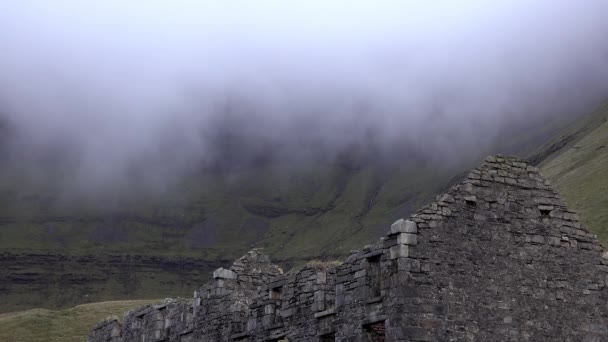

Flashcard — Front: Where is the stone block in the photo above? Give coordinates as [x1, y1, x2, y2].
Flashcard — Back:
[335, 284, 344, 308]
[353, 286, 370, 301]
[262, 314, 274, 327]
[390, 218, 404, 233]
[110, 326, 121, 338]
[464, 195, 477, 203]
[213, 267, 237, 280]
[354, 269, 367, 278]
[390, 219, 418, 234]
[397, 233, 418, 245]
[530, 235, 545, 244]
[390, 245, 409, 259]
[281, 307, 293, 318]
[438, 193, 455, 203]
[398, 258, 421, 272]
[316, 272, 327, 284]
[247, 318, 257, 331]
[265, 304, 276, 315]
[314, 290, 325, 303]
[404, 220, 418, 233]
[468, 172, 481, 180]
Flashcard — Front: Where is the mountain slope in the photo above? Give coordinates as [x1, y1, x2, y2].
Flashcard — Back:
[538, 101, 608, 245]
[0, 159, 462, 312]
[529, 101, 608, 165]
[0, 100, 605, 313]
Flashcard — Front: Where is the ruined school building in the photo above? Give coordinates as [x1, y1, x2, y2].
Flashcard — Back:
[89, 156, 608, 341]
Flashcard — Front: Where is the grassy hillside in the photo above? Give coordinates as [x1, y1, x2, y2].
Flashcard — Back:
[529, 101, 608, 165]
[0, 300, 159, 342]
[539, 101, 608, 246]
[0, 159, 464, 312]
[0, 163, 442, 258]
[0, 99, 605, 313]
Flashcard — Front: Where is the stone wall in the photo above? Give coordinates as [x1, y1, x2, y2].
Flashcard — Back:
[88, 155, 608, 341]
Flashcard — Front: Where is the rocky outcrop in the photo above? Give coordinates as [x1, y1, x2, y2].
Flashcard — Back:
[88, 155, 608, 341]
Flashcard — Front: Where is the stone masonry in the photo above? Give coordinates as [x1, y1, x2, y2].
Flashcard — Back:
[88, 155, 608, 341]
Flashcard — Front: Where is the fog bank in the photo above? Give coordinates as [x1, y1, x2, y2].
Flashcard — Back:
[1, 0, 607, 193]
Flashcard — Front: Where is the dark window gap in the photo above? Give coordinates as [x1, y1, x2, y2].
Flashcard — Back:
[363, 321, 386, 342]
[270, 286, 283, 300]
[367, 255, 381, 298]
[319, 332, 336, 342]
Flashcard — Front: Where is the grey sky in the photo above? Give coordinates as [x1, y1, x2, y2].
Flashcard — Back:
[1, 1, 607, 191]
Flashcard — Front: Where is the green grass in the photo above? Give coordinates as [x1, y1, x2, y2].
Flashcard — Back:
[529, 101, 608, 166]
[0, 300, 159, 342]
[540, 107, 608, 246]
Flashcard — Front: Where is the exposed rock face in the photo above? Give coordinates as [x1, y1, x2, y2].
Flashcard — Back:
[88, 156, 608, 341]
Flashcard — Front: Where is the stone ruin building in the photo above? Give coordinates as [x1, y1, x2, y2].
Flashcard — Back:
[88, 156, 608, 341]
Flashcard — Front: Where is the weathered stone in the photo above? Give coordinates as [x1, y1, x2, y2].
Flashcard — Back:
[398, 258, 421, 273]
[213, 267, 237, 280]
[464, 195, 477, 203]
[88, 156, 608, 342]
[397, 233, 418, 245]
[389, 245, 409, 259]
[404, 220, 418, 233]
[389, 219, 418, 235]
[390, 219, 404, 233]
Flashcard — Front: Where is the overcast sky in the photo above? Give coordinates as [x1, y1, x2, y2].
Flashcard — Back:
[1, 0, 607, 192]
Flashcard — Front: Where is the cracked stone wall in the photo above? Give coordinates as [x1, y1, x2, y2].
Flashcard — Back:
[88, 155, 608, 341]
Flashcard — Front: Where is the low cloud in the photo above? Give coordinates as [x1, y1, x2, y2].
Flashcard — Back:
[1, 0, 607, 195]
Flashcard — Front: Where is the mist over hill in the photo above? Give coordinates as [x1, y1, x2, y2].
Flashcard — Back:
[1, 1, 608, 198]
[1, 1, 608, 313]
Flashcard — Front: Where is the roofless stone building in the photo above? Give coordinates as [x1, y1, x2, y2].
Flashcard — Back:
[88, 156, 608, 341]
